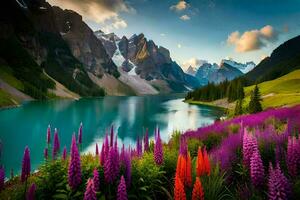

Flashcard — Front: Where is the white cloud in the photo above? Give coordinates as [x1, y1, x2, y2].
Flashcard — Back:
[102, 17, 127, 33]
[48, 0, 134, 32]
[227, 25, 279, 52]
[170, 1, 189, 11]
[160, 33, 166, 37]
[177, 44, 182, 48]
[182, 58, 207, 69]
[180, 15, 190, 21]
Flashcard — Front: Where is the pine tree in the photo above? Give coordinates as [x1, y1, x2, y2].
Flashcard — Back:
[234, 98, 243, 116]
[248, 85, 262, 114]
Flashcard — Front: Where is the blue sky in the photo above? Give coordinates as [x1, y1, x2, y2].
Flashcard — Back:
[49, 0, 300, 69]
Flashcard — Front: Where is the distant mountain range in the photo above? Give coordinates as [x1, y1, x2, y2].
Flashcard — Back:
[186, 59, 256, 85]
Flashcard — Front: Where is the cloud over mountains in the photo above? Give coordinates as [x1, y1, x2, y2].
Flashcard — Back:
[48, 0, 134, 32]
[227, 25, 279, 52]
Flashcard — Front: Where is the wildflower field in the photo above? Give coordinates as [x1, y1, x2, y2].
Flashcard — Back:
[1, 105, 300, 200]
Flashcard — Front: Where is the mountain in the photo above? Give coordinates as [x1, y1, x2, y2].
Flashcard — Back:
[96, 31, 201, 92]
[194, 61, 243, 85]
[0, 0, 124, 102]
[0, 0, 201, 104]
[186, 66, 197, 76]
[244, 35, 300, 83]
[220, 59, 255, 74]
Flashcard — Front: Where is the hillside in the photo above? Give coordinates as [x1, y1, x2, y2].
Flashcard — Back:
[243, 69, 300, 108]
[244, 35, 300, 83]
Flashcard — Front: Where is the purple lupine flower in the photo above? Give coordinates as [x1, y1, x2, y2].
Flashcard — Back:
[136, 136, 142, 157]
[179, 136, 187, 157]
[275, 144, 284, 164]
[124, 151, 131, 188]
[78, 122, 83, 145]
[268, 163, 291, 200]
[93, 168, 100, 191]
[242, 130, 258, 168]
[100, 135, 109, 166]
[84, 178, 97, 200]
[62, 146, 67, 161]
[250, 148, 265, 188]
[46, 125, 51, 144]
[44, 148, 48, 160]
[114, 136, 120, 177]
[120, 144, 125, 165]
[117, 176, 128, 200]
[68, 135, 82, 189]
[27, 183, 36, 200]
[286, 136, 300, 176]
[154, 127, 163, 165]
[104, 147, 115, 183]
[95, 143, 99, 156]
[110, 126, 114, 147]
[21, 146, 31, 182]
[52, 128, 60, 159]
[0, 167, 4, 191]
[144, 129, 149, 152]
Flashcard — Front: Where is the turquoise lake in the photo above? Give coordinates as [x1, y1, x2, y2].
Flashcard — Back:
[0, 94, 224, 176]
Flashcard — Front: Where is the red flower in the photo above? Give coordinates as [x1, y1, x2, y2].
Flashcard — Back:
[192, 177, 204, 200]
[174, 174, 186, 200]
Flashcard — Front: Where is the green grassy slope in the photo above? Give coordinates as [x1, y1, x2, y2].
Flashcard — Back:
[244, 69, 300, 108]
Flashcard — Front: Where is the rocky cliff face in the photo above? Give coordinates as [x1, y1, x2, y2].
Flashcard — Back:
[96, 32, 200, 91]
[52, 7, 118, 77]
[0, 0, 116, 97]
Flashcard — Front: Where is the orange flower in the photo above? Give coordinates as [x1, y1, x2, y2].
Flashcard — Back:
[186, 153, 192, 187]
[203, 148, 211, 176]
[174, 174, 186, 200]
[196, 147, 204, 177]
[192, 177, 204, 200]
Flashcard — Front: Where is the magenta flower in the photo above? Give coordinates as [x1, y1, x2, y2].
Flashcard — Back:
[117, 176, 128, 200]
[104, 147, 115, 183]
[136, 136, 142, 157]
[21, 146, 31, 182]
[110, 126, 114, 147]
[95, 143, 99, 156]
[27, 183, 36, 200]
[286, 136, 300, 176]
[179, 136, 187, 156]
[46, 125, 51, 144]
[78, 122, 83, 144]
[68, 135, 82, 189]
[100, 134, 109, 166]
[44, 148, 48, 160]
[144, 128, 149, 152]
[93, 168, 100, 191]
[0, 167, 4, 190]
[242, 130, 258, 168]
[52, 128, 60, 159]
[154, 128, 163, 165]
[62, 146, 67, 161]
[84, 178, 97, 200]
[268, 163, 291, 200]
[250, 148, 265, 188]
[124, 151, 131, 188]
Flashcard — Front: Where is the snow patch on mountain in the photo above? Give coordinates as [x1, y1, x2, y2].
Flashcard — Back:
[128, 60, 137, 75]
[112, 41, 125, 67]
[221, 59, 256, 73]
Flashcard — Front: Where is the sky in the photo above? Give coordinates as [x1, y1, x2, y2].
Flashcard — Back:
[48, 0, 300, 70]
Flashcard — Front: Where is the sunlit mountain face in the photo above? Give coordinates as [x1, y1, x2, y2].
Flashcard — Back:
[49, 0, 300, 68]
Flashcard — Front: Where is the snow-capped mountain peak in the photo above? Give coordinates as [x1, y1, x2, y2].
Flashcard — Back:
[220, 59, 256, 73]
